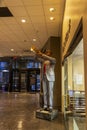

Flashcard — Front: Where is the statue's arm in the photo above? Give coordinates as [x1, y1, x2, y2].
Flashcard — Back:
[41, 53, 56, 63]
[31, 47, 56, 63]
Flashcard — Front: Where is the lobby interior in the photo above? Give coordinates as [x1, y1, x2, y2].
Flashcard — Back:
[0, 0, 87, 130]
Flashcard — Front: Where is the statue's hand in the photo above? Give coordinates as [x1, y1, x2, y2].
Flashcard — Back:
[36, 51, 42, 57]
[31, 47, 38, 53]
[31, 47, 43, 56]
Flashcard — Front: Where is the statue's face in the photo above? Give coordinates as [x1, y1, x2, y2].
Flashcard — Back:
[44, 60, 50, 65]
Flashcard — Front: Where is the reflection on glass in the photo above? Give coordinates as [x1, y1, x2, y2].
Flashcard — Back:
[12, 71, 19, 91]
[72, 39, 85, 116]
[28, 70, 40, 92]
[0, 62, 9, 70]
[0, 70, 9, 92]
[18, 121, 23, 129]
[64, 39, 86, 130]
[27, 61, 40, 68]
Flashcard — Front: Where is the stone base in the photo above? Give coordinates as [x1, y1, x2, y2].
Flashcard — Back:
[36, 109, 58, 121]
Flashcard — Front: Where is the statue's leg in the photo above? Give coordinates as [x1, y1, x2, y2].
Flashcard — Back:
[43, 77, 47, 109]
[48, 81, 54, 110]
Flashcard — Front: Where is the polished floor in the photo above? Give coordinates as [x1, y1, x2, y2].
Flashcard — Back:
[0, 92, 65, 130]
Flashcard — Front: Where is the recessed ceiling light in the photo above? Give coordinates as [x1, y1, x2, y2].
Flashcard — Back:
[49, 8, 55, 12]
[21, 19, 26, 23]
[50, 17, 55, 21]
[33, 39, 36, 42]
[11, 49, 14, 51]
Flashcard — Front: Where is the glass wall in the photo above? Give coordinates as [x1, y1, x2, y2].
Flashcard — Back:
[0, 57, 41, 92]
[0, 62, 9, 92]
[64, 39, 86, 130]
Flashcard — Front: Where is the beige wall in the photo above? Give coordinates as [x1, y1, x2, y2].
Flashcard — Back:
[62, 0, 86, 59]
[62, 0, 87, 127]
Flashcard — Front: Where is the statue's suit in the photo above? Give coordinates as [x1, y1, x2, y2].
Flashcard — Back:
[40, 54, 56, 110]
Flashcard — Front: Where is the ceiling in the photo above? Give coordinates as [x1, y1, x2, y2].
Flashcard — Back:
[0, 0, 65, 57]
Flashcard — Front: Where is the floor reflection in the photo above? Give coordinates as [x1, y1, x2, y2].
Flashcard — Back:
[64, 114, 86, 130]
[0, 92, 65, 130]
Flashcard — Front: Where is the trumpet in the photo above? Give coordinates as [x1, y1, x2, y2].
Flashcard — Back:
[31, 47, 41, 53]
[31, 46, 42, 56]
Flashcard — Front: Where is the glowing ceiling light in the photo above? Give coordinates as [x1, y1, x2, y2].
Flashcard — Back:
[11, 49, 14, 51]
[21, 19, 26, 23]
[49, 8, 55, 12]
[50, 17, 55, 21]
[33, 39, 36, 42]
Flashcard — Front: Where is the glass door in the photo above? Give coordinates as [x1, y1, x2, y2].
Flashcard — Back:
[20, 71, 27, 92]
[71, 39, 86, 130]
[64, 38, 86, 130]
[28, 70, 36, 92]
[12, 70, 20, 92]
[0, 70, 9, 92]
[28, 69, 40, 92]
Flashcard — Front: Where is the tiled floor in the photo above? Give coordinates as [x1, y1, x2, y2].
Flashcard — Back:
[0, 93, 65, 130]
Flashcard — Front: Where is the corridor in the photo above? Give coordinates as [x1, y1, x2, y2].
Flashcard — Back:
[0, 93, 65, 130]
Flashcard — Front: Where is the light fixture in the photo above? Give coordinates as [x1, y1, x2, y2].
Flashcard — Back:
[50, 17, 55, 21]
[33, 39, 36, 42]
[49, 8, 55, 12]
[11, 49, 14, 51]
[21, 19, 26, 23]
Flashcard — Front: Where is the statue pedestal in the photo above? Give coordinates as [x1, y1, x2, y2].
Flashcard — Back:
[36, 109, 58, 121]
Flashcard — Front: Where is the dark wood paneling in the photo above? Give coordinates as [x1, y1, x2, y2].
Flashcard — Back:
[42, 36, 61, 110]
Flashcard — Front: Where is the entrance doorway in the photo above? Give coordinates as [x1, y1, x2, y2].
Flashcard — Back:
[11, 69, 40, 92]
[0, 70, 9, 92]
[20, 71, 27, 92]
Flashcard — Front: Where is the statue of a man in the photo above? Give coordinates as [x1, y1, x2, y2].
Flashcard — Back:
[31, 48, 56, 112]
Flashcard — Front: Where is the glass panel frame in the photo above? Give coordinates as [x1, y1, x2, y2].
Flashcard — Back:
[64, 38, 86, 130]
